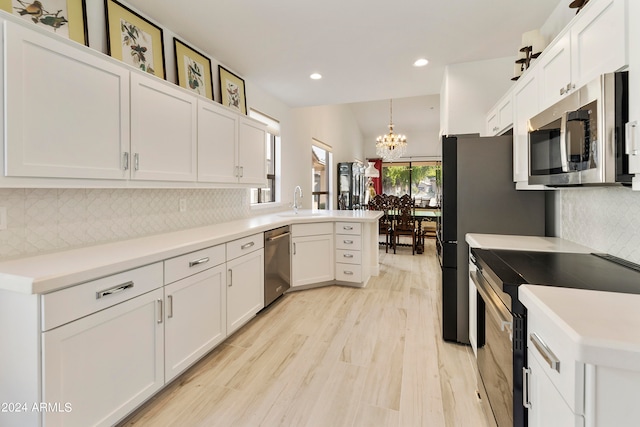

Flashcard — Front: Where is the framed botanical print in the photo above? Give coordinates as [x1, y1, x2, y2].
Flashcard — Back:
[1, 0, 88, 45]
[174, 38, 213, 100]
[104, 0, 165, 79]
[219, 65, 247, 115]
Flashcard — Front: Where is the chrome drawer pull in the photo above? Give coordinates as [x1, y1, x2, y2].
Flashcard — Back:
[157, 299, 163, 324]
[241, 241, 255, 250]
[343, 240, 354, 244]
[96, 281, 134, 299]
[189, 257, 210, 267]
[343, 226, 353, 230]
[530, 333, 560, 372]
[343, 254, 354, 258]
[344, 271, 354, 275]
[167, 295, 174, 319]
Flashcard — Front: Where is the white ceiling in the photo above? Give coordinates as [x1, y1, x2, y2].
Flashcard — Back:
[127, 0, 561, 135]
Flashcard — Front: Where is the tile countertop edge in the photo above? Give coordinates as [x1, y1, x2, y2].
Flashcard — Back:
[519, 285, 640, 372]
[0, 210, 383, 295]
[465, 233, 596, 253]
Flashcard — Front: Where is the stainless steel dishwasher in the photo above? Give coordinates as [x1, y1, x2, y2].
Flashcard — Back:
[264, 225, 291, 307]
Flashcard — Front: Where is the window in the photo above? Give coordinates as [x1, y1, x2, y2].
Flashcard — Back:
[381, 160, 441, 208]
[312, 141, 332, 210]
[249, 109, 279, 204]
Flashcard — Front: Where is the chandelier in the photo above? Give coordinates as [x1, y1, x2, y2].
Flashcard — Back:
[376, 99, 407, 162]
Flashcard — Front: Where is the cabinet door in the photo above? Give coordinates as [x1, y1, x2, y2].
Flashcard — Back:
[537, 31, 572, 110]
[292, 234, 335, 287]
[512, 72, 539, 184]
[42, 288, 164, 427]
[486, 108, 498, 136]
[238, 117, 267, 186]
[628, 0, 640, 174]
[198, 100, 239, 183]
[571, 0, 626, 89]
[164, 264, 226, 382]
[527, 351, 585, 427]
[4, 21, 129, 180]
[227, 249, 264, 335]
[130, 73, 197, 181]
[497, 96, 513, 133]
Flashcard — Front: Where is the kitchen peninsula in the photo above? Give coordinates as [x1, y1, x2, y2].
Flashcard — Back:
[0, 209, 381, 427]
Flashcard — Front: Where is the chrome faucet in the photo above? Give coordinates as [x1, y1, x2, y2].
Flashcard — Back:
[293, 185, 303, 213]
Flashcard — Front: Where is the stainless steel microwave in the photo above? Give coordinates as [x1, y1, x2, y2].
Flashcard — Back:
[527, 72, 631, 186]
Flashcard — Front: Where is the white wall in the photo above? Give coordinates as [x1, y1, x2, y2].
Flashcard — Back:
[440, 56, 515, 136]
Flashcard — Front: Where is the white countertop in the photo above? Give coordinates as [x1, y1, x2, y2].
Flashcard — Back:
[0, 210, 382, 295]
[519, 285, 640, 371]
[465, 233, 595, 253]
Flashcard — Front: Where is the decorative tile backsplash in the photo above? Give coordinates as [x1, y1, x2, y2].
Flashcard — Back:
[0, 188, 280, 260]
[560, 186, 640, 264]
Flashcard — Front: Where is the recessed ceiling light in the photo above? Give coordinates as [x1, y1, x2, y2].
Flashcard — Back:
[413, 58, 429, 67]
[310, 73, 322, 80]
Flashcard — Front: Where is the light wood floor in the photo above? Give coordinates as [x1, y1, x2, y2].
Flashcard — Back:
[119, 240, 494, 427]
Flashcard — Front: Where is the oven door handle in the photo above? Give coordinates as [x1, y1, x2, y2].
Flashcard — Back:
[471, 269, 513, 339]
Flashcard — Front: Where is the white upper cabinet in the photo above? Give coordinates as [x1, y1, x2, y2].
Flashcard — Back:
[485, 93, 513, 136]
[4, 20, 130, 180]
[625, 0, 640, 177]
[538, 0, 627, 110]
[537, 31, 572, 110]
[512, 71, 539, 186]
[130, 72, 197, 182]
[197, 99, 239, 183]
[238, 116, 267, 186]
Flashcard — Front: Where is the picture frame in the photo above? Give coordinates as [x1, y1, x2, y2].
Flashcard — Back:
[1, 0, 88, 45]
[218, 65, 247, 115]
[174, 38, 213, 100]
[104, 0, 165, 79]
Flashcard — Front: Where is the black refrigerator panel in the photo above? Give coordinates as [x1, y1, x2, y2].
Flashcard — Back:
[440, 135, 545, 344]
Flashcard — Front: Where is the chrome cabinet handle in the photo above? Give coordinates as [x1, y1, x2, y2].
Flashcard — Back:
[343, 254, 354, 258]
[228, 269, 233, 287]
[530, 333, 560, 372]
[343, 271, 354, 275]
[560, 87, 565, 96]
[343, 226, 353, 230]
[122, 152, 129, 171]
[134, 153, 140, 171]
[293, 242, 296, 255]
[167, 295, 174, 319]
[189, 257, 210, 267]
[241, 241, 255, 250]
[157, 299, 163, 324]
[626, 121, 638, 156]
[240, 166, 244, 177]
[343, 240, 354, 244]
[96, 281, 133, 299]
[522, 368, 532, 409]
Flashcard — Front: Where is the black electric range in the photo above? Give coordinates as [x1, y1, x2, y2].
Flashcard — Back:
[470, 248, 640, 427]
[472, 248, 640, 315]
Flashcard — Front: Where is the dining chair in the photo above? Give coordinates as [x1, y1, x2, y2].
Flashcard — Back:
[393, 194, 417, 255]
[368, 194, 393, 252]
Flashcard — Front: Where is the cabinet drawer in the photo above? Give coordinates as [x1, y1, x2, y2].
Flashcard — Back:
[335, 263, 362, 283]
[164, 244, 225, 284]
[226, 233, 264, 261]
[335, 222, 361, 235]
[336, 249, 362, 265]
[292, 222, 333, 237]
[335, 235, 362, 250]
[527, 311, 585, 415]
[42, 263, 163, 331]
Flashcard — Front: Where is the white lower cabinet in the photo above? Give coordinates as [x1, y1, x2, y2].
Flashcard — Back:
[164, 264, 227, 382]
[526, 349, 584, 427]
[335, 222, 363, 284]
[291, 223, 334, 288]
[226, 234, 265, 335]
[42, 288, 164, 427]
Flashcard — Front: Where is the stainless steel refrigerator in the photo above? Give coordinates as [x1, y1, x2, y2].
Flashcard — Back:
[437, 134, 546, 344]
